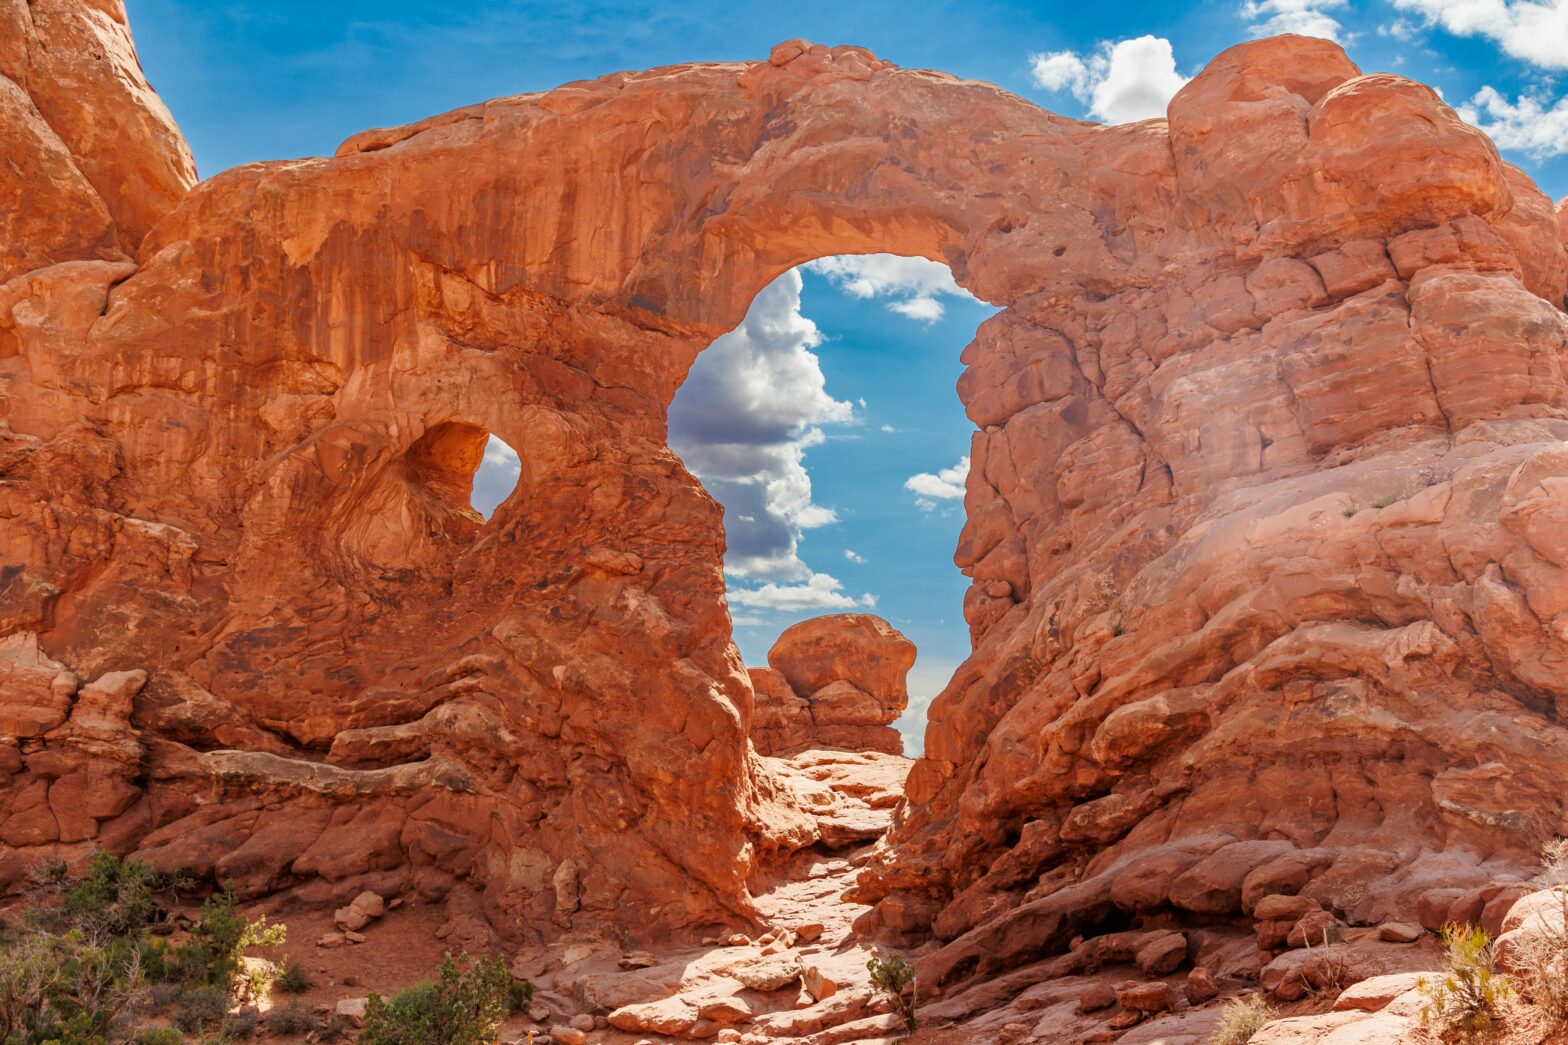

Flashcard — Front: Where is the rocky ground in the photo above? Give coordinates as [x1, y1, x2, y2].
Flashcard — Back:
[9, 727, 1566, 1043]
[222, 751, 1555, 1044]
[221, 749, 917, 1045]
[230, 873, 1568, 1045]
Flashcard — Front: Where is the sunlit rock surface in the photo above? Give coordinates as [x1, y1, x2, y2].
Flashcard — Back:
[4, 15, 1568, 1024]
[750, 614, 914, 756]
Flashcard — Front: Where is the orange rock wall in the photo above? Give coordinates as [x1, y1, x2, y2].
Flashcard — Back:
[3, 11, 1568, 955]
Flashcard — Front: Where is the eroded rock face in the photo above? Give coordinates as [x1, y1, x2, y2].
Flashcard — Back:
[3, 11, 1568, 968]
[0, 0, 196, 268]
[750, 614, 915, 756]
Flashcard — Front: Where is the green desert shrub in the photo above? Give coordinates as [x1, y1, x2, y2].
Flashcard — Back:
[59, 849, 160, 943]
[168, 888, 285, 997]
[171, 984, 228, 1032]
[1418, 923, 1512, 1040]
[267, 1000, 319, 1035]
[867, 952, 918, 1031]
[357, 953, 528, 1045]
[274, 961, 313, 995]
[0, 853, 163, 1044]
[0, 930, 63, 1041]
[0, 852, 294, 1043]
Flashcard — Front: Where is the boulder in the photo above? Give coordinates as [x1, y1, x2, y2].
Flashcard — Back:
[1186, 967, 1219, 1004]
[1377, 923, 1423, 944]
[1135, 932, 1189, 976]
[697, 996, 752, 1023]
[335, 998, 369, 1027]
[714, 953, 802, 992]
[1333, 972, 1428, 1012]
[1117, 981, 1176, 1014]
[1079, 982, 1117, 1012]
[767, 615, 916, 704]
[334, 890, 387, 931]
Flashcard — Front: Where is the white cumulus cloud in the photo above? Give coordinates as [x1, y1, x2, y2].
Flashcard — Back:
[1459, 85, 1568, 157]
[727, 573, 877, 612]
[669, 269, 853, 581]
[1379, 17, 1420, 40]
[670, 267, 879, 616]
[471, 435, 521, 519]
[844, 549, 867, 564]
[1028, 35, 1190, 124]
[905, 456, 970, 512]
[889, 297, 945, 322]
[1392, 0, 1568, 69]
[804, 254, 974, 323]
[1241, 0, 1349, 40]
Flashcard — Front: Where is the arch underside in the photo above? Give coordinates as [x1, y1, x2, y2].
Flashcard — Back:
[3, 25, 1568, 972]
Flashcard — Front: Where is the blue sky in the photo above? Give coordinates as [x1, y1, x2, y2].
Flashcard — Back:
[127, 0, 1568, 750]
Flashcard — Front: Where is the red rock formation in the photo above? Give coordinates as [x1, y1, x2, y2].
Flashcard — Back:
[749, 614, 914, 756]
[747, 667, 812, 755]
[4, 9, 1568, 990]
[0, 0, 195, 269]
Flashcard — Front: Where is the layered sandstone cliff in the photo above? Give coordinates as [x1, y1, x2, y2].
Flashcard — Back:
[3, 6, 1568, 1002]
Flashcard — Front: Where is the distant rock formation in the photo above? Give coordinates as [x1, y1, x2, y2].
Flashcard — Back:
[4, 4, 1568, 993]
[748, 614, 915, 756]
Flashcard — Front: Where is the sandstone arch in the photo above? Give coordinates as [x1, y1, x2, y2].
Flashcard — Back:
[4, 7, 1568, 976]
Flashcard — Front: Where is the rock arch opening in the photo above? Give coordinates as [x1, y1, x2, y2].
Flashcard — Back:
[402, 422, 521, 528]
[327, 421, 526, 574]
[471, 435, 523, 521]
[669, 253, 998, 759]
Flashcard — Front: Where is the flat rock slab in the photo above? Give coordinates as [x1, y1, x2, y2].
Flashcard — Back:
[1332, 971, 1428, 1012]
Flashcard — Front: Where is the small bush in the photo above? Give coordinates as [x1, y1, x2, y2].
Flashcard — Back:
[1371, 493, 1398, 509]
[147, 980, 183, 1011]
[172, 985, 229, 1032]
[505, 974, 533, 1013]
[0, 916, 154, 1041]
[0, 853, 299, 1044]
[1418, 923, 1512, 1040]
[316, 1012, 350, 1041]
[357, 953, 527, 1045]
[274, 961, 313, 995]
[169, 887, 286, 998]
[867, 952, 918, 1032]
[1209, 995, 1276, 1045]
[26, 856, 71, 896]
[228, 1004, 260, 1038]
[0, 930, 60, 1038]
[61, 849, 160, 943]
[1512, 838, 1568, 1023]
[1296, 932, 1349, 1000]
[268, 1000, 318, 1035]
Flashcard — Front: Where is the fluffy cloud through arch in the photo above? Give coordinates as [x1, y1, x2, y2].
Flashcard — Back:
[668, 268, 875, 614]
